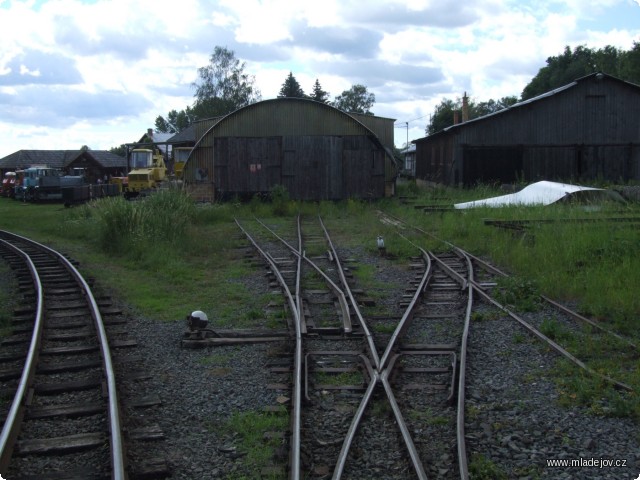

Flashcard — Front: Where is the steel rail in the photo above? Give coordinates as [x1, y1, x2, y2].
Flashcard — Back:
[317, 215, 380, 368]
[381, 212, 635, 392]
[0, 231, 127, 480]
[463, 249, 638, 350]
[382, 230, 470, 479]
[379, 249, 432, 370]
[331, 356, 381, 480]
[469, 281, 633, 392]
[333, 249, 432, 480]
[255, 217, 352, 333]
[380, 354, 428, 479]
[451, 250, 473, 480]
[295, 215, 304, 335]
[234, 220, 304, 479]
[0, 240, 44, 474]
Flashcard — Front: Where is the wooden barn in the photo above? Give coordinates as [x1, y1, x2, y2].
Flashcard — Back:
[413, 73, 640, 186]
[182, 98, 397, 201]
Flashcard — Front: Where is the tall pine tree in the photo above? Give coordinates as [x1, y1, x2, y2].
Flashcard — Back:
[278, 72, 305, 98]
[310, 79, 329, 103]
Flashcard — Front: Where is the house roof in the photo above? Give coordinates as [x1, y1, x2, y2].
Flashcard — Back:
[134, 131, 174, 156]
[167, 124, 196, 144]
[0, 150, 127, 170]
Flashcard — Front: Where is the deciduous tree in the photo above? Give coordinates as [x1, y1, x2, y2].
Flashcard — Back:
[332, 84, 375, 114]
[156, 46, 261, 133]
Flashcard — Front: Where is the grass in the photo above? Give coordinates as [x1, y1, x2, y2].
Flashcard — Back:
[468, 453, 508, 480]
[217, 410, 289, 479]
[0, 185, 638, 419]
[0, 260, 18, 337]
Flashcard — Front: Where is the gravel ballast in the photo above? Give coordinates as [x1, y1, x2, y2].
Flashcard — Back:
[2, 242, 638, 479]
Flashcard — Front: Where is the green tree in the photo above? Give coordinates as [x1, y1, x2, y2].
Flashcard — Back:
[155, 46, 261, 133]
[155, 108, 195, 134]
[192, 46, 261, 117]
[619, 41, 640, 84]
[522, 45, 593, 99]
[473, 96, 518, 117]
[332, 84, 375, 114]
[426, 98, 458, 135]
[519, 45, 637, 100]
[426, 95, 518, 135]
[109, 145, 127, 157]
[310, 78, 329, 103]
[278, 72, 306, 98]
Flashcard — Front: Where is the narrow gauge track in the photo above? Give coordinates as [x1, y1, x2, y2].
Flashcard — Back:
[378, 211, 636, 393]
[0, 230, 125, 480]
[236, 216, 474, 480]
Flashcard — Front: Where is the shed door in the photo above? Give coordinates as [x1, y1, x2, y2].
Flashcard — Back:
[463, 146, 523, 185]
[343, 137, 384, 199]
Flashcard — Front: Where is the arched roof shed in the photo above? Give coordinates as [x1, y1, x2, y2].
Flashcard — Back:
[184, 98, 397, 201]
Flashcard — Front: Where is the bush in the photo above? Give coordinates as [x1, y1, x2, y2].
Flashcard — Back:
[92, 189, 196, 256]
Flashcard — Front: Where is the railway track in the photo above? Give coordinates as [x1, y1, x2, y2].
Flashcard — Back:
[234, 215, 476, 479]
[377, 211, 636, 393]
[0, 230, 126, 479]
[0, 231, 171, 480]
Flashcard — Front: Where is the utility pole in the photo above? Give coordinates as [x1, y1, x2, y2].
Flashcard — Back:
[405, 122, 409, 173]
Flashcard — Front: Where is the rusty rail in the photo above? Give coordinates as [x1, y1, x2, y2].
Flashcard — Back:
[0, 231, 126, 480]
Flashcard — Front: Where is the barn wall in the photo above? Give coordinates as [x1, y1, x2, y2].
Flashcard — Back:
[209, 134, 385, 200]
[457, 78, 640, 146]
[183, 146, 213, 183]
[415, 75, 640, 185]
[281, 136, 343, 200]
[415, 134, 455, 185]
[342, 136, 386, 199]
[349, 113, 395, 148]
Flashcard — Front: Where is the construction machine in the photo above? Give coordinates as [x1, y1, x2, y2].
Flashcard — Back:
[172, 147, 191, 179]
[1, 171, 18, 197]
[14, 167, 85, 201]
[117, 147, 167, 198]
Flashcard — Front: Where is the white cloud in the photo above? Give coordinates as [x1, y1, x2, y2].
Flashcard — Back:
[0, 0, 638, 157]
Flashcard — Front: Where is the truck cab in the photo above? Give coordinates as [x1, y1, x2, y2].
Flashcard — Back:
[126, 148, 167, 197]
[1, 172, 16, 197]
[173, 147, 191, 179]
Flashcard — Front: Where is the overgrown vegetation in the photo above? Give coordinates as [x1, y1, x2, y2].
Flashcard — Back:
[0, 261, 18, 337]
[0, 183, 638, 419]
[217, 410, 289, 479]
[468, 453, 509, 480]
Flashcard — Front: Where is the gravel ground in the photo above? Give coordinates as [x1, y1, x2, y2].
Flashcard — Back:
[2, 244, 639, 480]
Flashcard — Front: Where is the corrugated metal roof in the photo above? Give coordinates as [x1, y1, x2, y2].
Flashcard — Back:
[206, 98, 381, 138]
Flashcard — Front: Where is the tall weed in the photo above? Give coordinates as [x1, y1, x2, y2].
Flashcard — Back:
[91, 190, 196, 256]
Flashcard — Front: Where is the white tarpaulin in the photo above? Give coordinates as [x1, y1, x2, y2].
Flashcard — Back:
[454, 181, 604, 209]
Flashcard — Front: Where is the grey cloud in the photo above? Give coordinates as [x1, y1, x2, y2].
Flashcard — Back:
[53, 20, 158, 60]
[343, 1, 483, 30]
[0, 86, 152, 127]
[326, 59, 444, 89]
[286, 22, 382, 58]
[0, 50, 82, 86]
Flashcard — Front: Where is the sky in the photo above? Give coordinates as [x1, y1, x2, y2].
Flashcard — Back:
[1, 0, 639, 159]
